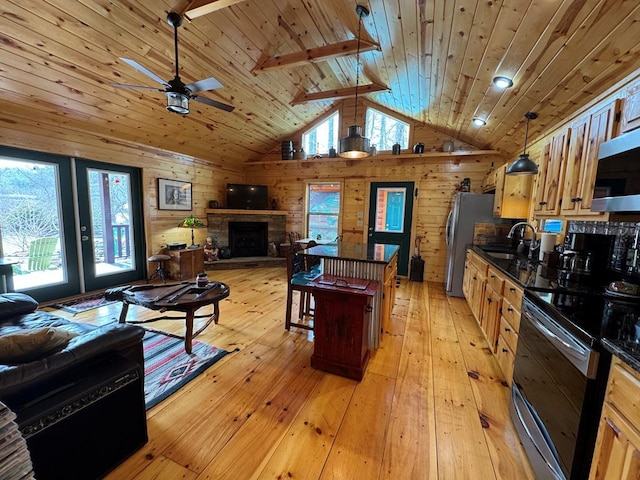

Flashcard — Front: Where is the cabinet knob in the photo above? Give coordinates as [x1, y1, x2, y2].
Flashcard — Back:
[507, 307, 513, 312]
[539, 201, 547, 206]
[487, 298, 492, 304]
[502, 348, 509, 353]
[509, 287, 516, 292]
[505, 327, 511, 332]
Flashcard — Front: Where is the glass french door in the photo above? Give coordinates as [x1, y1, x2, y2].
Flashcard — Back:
[0, 147, 145, 302]
[75, 159, 145, 292]
[368, 181, 414, 276]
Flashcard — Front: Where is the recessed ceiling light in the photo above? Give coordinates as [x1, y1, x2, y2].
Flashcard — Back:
[472, 117, 487, 127]
[493, 76, 514, 89]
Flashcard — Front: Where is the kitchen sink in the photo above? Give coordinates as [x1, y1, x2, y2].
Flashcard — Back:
[486, 251, 517, 260]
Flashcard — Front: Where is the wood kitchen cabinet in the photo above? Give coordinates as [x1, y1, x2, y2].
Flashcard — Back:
[495, 277, 523, 385]
[480, 266, 505, 353]
[561, 101, 619, 216]
[620, 77, 640, 134]
[481, 164, 532, 219]
[463, 250, 489, 324]
[589, 357, 640, 479]
[311, 275, 378, 380]
[533, 127, 570, 216]
[163, 247, 204, 281]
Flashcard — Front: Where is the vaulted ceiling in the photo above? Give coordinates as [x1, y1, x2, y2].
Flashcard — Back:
[1, 0, 639, 170]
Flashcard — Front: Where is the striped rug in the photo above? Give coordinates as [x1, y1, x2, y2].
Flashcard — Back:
[143, 331, 231, 410]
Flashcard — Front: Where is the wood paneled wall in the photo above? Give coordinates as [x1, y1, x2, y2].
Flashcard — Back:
[0, 120, 244, 266]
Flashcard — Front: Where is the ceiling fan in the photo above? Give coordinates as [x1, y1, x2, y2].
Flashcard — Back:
[112, 12, 234, 114]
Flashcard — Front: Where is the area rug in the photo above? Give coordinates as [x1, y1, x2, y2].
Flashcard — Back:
[53, 293, 116, 314]
[143, 330, 232, 410]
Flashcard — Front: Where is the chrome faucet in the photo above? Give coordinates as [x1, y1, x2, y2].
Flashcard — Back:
[507, 222, 540, 260]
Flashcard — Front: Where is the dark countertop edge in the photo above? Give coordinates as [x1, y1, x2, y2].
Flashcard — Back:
[304, 243, 400, 264]
[469, 245, 640, 374]
[601, 339, 640, 374]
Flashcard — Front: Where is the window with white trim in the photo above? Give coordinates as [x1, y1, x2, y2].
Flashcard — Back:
[365, 108, 410, 151]
[306, 182, 341, 241]
[301, 111, 340, 156]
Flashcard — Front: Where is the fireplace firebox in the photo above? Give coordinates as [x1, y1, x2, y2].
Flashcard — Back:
[228, 222, 268, 257]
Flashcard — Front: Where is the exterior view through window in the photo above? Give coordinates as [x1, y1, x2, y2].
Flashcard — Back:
[306, 182, 341, 241]
[365, 108, 410, 151]
[301, 111, 340, 156]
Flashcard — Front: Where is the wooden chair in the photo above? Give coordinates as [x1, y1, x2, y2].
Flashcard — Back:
[285, 241, 320, 331]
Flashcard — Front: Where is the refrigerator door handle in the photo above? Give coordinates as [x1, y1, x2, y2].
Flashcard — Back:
[445, 210, 453, 246]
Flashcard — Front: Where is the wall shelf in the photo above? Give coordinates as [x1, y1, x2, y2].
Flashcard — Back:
[246, 149, 501, 166]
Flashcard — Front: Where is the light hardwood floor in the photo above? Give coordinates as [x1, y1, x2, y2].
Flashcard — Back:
[50, 267, 535, 480]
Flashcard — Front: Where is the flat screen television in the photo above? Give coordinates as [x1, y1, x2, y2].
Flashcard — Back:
[226, 183, 269, 210]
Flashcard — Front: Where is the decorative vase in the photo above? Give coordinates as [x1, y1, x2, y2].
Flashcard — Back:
[281, 141, 293, 160]
[392, 143, 401, 155]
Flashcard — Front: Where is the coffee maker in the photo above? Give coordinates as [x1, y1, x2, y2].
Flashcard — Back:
[559, 233, 615, 287]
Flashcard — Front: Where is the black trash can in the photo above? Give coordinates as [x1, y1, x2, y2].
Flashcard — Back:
[409, 255, 424, 282]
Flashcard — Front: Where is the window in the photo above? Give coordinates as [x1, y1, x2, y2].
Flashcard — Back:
[365, 108, 410, 151]
[306, 182, 341, 241]
[301, 111, 339, 156]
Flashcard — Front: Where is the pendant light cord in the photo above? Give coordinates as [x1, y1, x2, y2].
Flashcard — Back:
[522, 115, 529, 156]
[354, 10, 363, 125]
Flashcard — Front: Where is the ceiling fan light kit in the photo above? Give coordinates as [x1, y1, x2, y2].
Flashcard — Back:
[339, 5, 370, 159]
[507, 112, 539, 176]
[113, 12, 234, 115]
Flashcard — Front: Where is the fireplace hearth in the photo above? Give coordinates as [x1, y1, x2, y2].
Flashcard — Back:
[229, 221, 268, 257]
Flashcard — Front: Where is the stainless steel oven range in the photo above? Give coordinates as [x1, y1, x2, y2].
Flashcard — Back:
[510, 289, 612, 480]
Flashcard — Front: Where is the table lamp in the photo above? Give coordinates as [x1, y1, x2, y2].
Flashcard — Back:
[179, 215, 206, 249]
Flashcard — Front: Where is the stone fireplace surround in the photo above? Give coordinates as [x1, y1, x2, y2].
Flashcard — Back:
[205, 209, 287, 257]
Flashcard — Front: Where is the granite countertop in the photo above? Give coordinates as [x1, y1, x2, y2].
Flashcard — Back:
[471, 245, 640, 373]
[304, 242, 400, 264]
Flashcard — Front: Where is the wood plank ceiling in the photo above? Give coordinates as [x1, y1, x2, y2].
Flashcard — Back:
[0, 0, 639, 170]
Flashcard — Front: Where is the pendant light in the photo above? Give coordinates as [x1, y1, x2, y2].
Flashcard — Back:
[339, 5, 370, 159]
[507, 112, 538, 175]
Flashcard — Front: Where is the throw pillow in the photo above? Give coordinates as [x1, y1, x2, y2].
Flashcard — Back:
[0, 327, 79, 364]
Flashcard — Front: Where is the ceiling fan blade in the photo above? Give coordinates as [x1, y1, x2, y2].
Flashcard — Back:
[120, 58, 169, 87]
[185, 77, 223, 93]
[192, 95, 235, 112]
[112, 83, 165, 92]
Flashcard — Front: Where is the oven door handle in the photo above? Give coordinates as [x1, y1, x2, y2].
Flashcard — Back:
[524, 310, 589, 362]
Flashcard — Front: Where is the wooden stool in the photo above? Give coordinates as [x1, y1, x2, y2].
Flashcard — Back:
[147, 254, 171, 283]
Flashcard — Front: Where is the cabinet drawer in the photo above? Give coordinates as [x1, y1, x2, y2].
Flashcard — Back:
[607, 358, 640, 428]
[486, 266, 505, 295]
[504, 278, 523, 310]
[502, 297, 521, 331]
[469, 251, 489, 275]
[496, 334, 515, 386]
[500, 316, 519, 353]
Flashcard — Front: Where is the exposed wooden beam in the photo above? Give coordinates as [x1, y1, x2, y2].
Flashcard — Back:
[182, 0, 246, 20]
[253, 39, 380, 74]
[291, 83, 389, 105]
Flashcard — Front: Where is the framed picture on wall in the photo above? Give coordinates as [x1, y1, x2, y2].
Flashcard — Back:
[158, 178, 192, 210]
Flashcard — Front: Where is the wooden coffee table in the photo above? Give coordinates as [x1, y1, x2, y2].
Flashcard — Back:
[106, 282, 230, 353]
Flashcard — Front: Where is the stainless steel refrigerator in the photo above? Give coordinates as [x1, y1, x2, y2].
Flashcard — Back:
[445, 193, 496, 297]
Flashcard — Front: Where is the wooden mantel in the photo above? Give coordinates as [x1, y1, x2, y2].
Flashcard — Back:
[205, 209, 287, 215]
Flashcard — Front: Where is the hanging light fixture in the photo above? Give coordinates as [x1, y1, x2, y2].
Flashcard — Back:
[339, 5, 370, 159]
[506, 112, 539, 175]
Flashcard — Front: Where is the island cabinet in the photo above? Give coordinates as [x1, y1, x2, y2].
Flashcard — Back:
[495, 277, 524, 386]
[310, 276, 378, 381]
[533, 127, 571, 216]
[560, 100, 620, 216]
[480, 266, 505, 353]
[163, 247, 204, 281]
[589, 357, 640, 479]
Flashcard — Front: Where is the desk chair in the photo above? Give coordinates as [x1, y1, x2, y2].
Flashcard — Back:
[285, 241, 320, 331]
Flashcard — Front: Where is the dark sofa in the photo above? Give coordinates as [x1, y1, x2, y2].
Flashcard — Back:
[0, 293, 148, 480]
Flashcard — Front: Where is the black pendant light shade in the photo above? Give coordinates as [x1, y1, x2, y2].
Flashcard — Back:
[507, 112, 538, 175]
[339, 6, 370, 159]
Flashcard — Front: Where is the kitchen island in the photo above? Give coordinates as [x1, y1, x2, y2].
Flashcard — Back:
[302, 242, 399, 348]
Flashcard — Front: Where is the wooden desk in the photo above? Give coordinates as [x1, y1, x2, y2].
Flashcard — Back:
[0, 259, 18, 293]
[162, 247, 204, 281]
[302, 242, 399, 348]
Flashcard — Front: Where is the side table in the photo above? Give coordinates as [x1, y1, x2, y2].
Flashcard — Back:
[162, 247, 204, 281]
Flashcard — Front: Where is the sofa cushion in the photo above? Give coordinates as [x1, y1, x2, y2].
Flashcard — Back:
[0, 293, 38, 321]
[0, 327, 79, 364]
